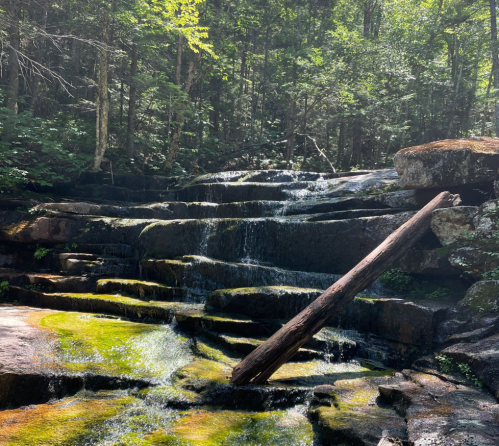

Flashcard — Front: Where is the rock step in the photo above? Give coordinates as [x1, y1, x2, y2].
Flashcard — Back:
[59, 253, 137, 278]
[305, 207, 408, 221]
[140, 256, 386, 300]
[33, 190, 421, 221]
[205, 286, 323, 320]
[138, 213, 414, 275]
[332, 296, 456, 347]
[203, 331, 321, 361]
[96, 278, 186, 301]
[1, 210, 414, 275]
[174, 309, 269, 337]
[141, 256, 341, 294]
[204, 330, 357, 362]
[59, 169, 399, 204]
[6, 286, 202, 323]
[27, 273, 95, 293]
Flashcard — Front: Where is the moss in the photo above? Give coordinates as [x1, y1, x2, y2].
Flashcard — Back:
[136, 385, 202, 407]
[193, 338, 241, 366]
[40, 312, 192, 380]
[45, 292, 202, 311]
[270, 360, 388, 387]
[0, 393, 134, 446]
[174, 358, 231, 393]
[166, 409, 314, 446]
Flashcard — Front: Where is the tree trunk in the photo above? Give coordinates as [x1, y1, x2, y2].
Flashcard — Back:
[231, 191, 461, 385]
[92, 7, 111, 171]
[164, 50, 201, 172]
[126, 42, 139, 158]
[490, 0, 499, 136]
[31, 3, 48, 116]
[6, 0, 20, 115]
[285, 62, 297, 167]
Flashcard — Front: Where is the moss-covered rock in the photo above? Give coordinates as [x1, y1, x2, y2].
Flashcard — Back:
[394, 137, 499, 189]
[205, 286, 322, 320]
[313, 376, 407, 446]
[97, 278, 186, 301]
[458, 280, 499, 315]
[175, 310, 267, 336]
[7, 286, 202, 322]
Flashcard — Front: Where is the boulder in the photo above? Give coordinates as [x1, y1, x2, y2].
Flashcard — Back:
[379, 370, 499, 445]
[458, 280, 499, 315]
[394, 137, 499, 189]
[442, 334, 499, 398]
[431, 206, 477, 246]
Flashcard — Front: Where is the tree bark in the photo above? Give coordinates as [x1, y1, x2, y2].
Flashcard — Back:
[163, 50, 201, 172]
[231, 191, 461, 385]
[6, 0, 20, 115]
[490, 0, 499, 136]
[126, 42, 139, 158]
[92, 7, 112, 171]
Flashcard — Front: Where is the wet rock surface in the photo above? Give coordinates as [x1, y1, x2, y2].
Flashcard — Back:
[2, 166, 499, 445]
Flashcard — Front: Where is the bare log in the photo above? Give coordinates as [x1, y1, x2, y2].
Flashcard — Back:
[231, 191, 461, 385]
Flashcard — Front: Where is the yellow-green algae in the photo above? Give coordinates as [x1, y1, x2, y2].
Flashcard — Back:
[40, 312, 192, 381]
[160, 408, 314, 446]
[45, 292, 201, 311]
[0, 392, 135, 446]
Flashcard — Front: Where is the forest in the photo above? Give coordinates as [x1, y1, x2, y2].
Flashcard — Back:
[1, 0, 498, 189]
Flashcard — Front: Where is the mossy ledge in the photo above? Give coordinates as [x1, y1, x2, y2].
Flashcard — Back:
[5, 286, 202, 322]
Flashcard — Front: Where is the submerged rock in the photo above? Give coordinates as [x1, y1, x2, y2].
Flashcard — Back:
[394, 137, 499, 189]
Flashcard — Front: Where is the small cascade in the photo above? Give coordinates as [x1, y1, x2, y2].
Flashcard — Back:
[2, 167, 496, 446]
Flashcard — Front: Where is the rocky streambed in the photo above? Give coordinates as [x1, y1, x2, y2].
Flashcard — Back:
[2, 138, 499, 445]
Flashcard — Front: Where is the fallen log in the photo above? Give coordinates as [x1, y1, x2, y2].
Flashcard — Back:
[231, 191, 461, 385]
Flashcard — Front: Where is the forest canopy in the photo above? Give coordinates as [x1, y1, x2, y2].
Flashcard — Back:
[0, 0, 498, 189]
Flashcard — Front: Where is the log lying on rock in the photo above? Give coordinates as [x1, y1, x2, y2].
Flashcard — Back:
[231, 191, 461, 385]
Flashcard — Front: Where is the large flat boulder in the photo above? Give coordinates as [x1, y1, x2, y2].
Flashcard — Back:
[379, 370, 499, 445]
[394, 137, 499, 189]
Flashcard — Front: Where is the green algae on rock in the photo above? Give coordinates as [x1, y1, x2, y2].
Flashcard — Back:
[40, 312, 192, 382]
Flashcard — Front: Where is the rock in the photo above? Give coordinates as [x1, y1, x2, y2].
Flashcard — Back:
[313, 376, 407, 446]
[379, 370, 499, 445]
[394, 137, 499, 189]
[396, 248, 461, 276]
[332, 297, 452, 346]
[96, 278, 186, 301]
[139, 212, 415, 275]
[441, 333, 499, 398]
[140, 256, 345, 298]
[205, 286, 323, 320]
[174, 310, 268, 336]
[5, 286, 201, 323]
[431, 206, 477, 246]
[458, 280, 499, 315]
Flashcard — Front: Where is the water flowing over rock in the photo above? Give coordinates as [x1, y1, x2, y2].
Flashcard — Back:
[2, 166, 499, 445]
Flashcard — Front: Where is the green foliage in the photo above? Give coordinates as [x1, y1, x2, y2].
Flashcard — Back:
[435, 354, 455, 374]
[0, 104, 93, 191]
[435, 355, 483, 387]
[34, 245, 52, 260]
[0, 281, 9, 298]
[379, 269, 413, 293]
[379, 269, 450, 299]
